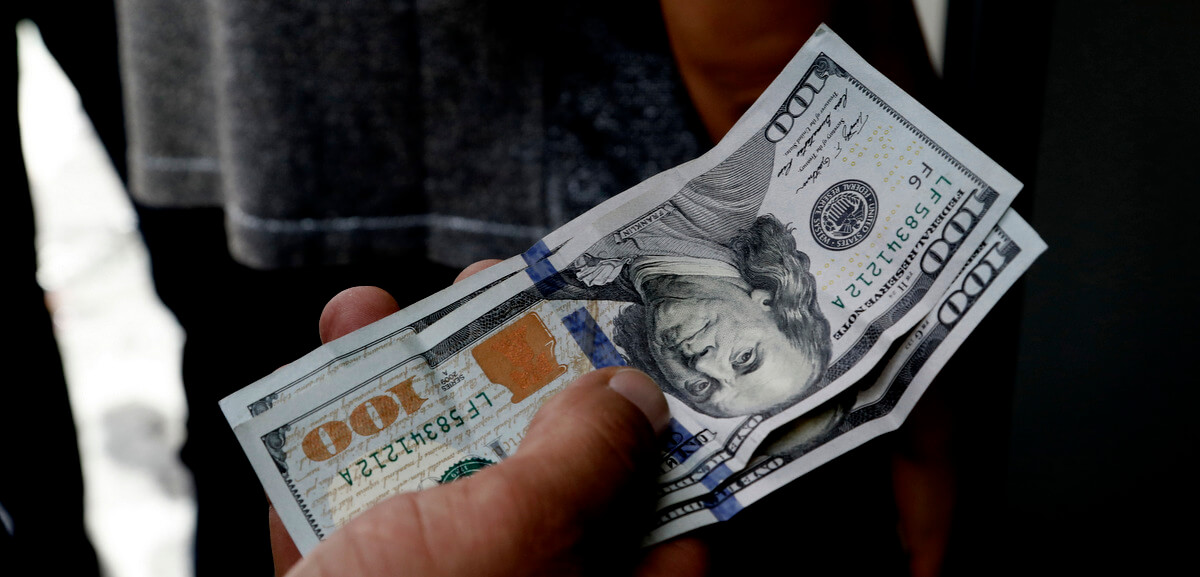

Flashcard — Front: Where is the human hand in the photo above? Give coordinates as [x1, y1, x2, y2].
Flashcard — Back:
[270, 261, 708, 577]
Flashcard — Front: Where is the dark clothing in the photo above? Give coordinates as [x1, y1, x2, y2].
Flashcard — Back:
[118, 0, 707, 270]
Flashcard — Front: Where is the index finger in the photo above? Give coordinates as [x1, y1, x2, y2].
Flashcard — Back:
[454, 259, 504, 283]
[318, 286, 401, 344]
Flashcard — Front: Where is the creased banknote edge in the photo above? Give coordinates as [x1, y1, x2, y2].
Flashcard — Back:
[218, 254, 529, 430]
[644, 210, 1046, 544]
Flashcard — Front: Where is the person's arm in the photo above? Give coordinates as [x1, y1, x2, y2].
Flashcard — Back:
[660, 0, 935, 143]
[659, 0, 833, 142]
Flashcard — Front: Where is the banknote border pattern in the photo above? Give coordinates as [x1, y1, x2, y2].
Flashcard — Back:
[654, 222, 1027, 530]
[255, 287, 555, 541]
[243, 277, 511, 415]
[657, 52, 1003, 495]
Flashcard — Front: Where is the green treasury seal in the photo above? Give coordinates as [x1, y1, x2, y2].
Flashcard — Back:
[439, 457, 495, 484]
[810, 179, 878, 250]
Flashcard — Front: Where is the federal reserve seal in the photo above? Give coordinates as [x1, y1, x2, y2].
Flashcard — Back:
[438, 457, 494, 484]
[810, 179, 878, 250]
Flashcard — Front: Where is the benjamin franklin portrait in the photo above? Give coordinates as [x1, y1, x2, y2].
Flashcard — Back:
[547, 136, 833, 420]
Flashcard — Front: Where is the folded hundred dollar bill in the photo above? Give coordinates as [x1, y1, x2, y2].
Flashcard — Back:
[222, 24, 1039, 554]
[647, 209, 1044, 543]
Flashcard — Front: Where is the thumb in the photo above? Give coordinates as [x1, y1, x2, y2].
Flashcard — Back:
[505, 365, 670, 519]
[288, 367, 673, 577]
[471, 366, 672, 571]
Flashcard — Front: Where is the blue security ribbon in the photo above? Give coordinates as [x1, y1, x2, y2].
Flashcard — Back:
[700, 463, 743, 519]
[664, 418, 694, 452]
[560, 307, 626, 369]
[708, 490, 744, 521]
[521, 240, 552, 267]
[522, 240, 568, 295]
[700, 463, 734, 491]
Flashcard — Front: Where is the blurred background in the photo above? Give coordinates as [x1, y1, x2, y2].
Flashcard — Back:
[9, 1, 1196, 575]
[16, 20, 192, 577]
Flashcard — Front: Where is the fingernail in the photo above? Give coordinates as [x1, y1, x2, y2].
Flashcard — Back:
[608, 368, 670, 435]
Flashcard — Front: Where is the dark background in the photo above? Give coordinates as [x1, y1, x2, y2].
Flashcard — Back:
[944, 0, 1197, 571]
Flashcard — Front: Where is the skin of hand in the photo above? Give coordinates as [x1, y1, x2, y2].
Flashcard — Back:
[269, 260, 709, 577]
[659, 0, 831, 141]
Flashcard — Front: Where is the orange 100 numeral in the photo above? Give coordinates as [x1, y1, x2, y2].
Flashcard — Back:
[300, 377, 427, 462]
